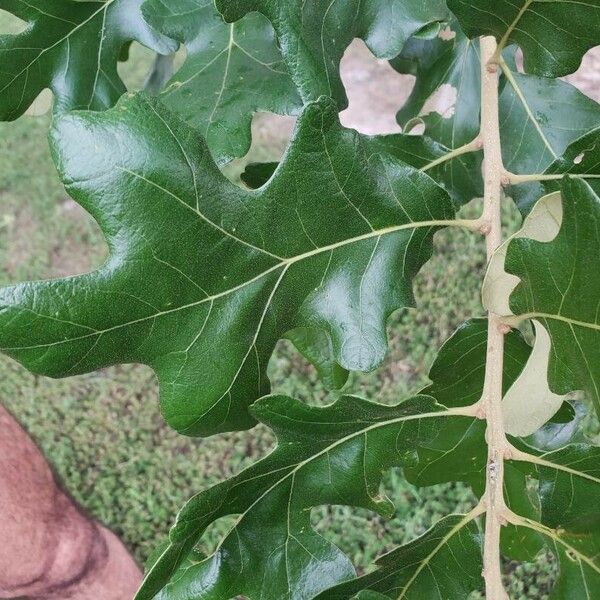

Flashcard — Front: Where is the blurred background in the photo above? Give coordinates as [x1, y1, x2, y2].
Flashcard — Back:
[1, 10, 600, 599]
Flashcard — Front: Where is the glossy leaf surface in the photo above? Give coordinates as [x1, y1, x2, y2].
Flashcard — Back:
[391, 19, 600, 210]
[393, 20, 481, 153]
[316, 515, 483, 600]
[524, 127, 600, 214]
[364, 134, 483, 207]
[423, 317, 531, 408]
[0, 94, 455, 436]
[0, 0, 177, 119]
[135, 395, 483, 600]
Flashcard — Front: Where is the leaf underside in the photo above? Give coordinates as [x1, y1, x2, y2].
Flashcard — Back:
[141, 0, 302, 165]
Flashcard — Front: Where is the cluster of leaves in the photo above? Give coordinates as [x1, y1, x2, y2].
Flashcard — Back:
[1, 0, 600, 598]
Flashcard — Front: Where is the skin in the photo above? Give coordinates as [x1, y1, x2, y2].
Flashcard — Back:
[0, 403, 142, 600]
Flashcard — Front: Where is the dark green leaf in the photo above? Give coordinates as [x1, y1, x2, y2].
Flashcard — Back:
[448, 0, 600, 77]
[214, 0, 449, 104]
[394, 20, 600, 213]
[525, 127, 600, 215]
[135, 395, 482, 600]
[501, 70, 600, 178]
[0, 94, 455, 436]
[285, 327, 348, 390]
[316, 514, 483, 599]
[506, 521, 600, 598]
[142, 0, 301, 164]
[500, 67, 600, 213]
[511, 440, 600, 533]
[393, 21, 481, 152]
[423, 317, 531, 408]
[244, 133, 485, 208]
[241, 161, 279, 189]
[0, 0, 177, 119]
[364, 134, 483, 207]
[507, 440, 600, 600]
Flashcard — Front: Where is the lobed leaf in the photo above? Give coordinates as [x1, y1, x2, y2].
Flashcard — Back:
[507, 440, 600, 597]
[135, 395, 484, 600]
[423, 317, 531, 408]
[141, 0, 302, 165]
[390, 19, 600, 211]
[0, 94, 456, 436]
[392, 18, 481, 155]
[214, 0, 450, 104]
[448, 0, 600, 77]
[363, 134, 483, 208]
[0, 0, 177, 119]
[316, 514, 483, 600]
[242, 132, 484, 207]
[137, 314, 600, 599]
[485, 180, 600, 420]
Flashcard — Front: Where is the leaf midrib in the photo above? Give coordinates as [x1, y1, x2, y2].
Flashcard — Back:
[511, 447, 600, 486]
[510, 514, 600, 576]
[1, 218, 456, 352]
[163, 405, 477, 596]
[500, 58, 557, 159]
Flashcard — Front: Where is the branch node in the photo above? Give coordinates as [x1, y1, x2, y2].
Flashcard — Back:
[479, 221, 492, 236]
[486, 62, 498, 74]
[500, 172, 511, 187]
[497, 323, 512, 335]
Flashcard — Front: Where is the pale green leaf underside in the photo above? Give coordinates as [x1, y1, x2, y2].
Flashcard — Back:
[503, 179, 600, 418]
[142, 0, 302, 165]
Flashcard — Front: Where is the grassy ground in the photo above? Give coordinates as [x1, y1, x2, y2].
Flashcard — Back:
[0, 37, 558, 598]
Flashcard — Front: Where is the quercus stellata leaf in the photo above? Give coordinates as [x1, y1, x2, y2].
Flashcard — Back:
[141, 0, 302, 165]
[0, 93, 457, 437]
[448, 0, 600, 77]
[137, 395, 485, 600]
[0, 0, 177, 119]
[486, 181, 600, 421]
[392, 17, 481, 154]
[245, 16, 600, 210]
[2, 1, 600, 598]
[136, 316, 600, 599]
[387, 17, 600, 211]
[214, 0, 450, 104]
